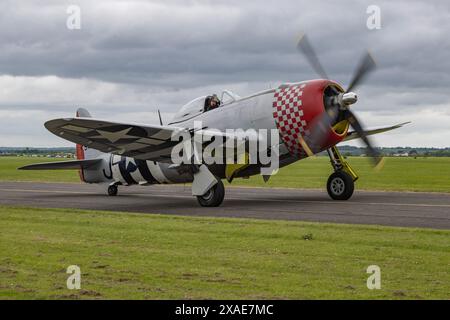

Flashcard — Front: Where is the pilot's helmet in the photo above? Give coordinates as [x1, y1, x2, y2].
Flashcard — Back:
[211, 94, 220, 105]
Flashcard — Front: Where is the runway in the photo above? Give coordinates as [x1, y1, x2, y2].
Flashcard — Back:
[0, 181, 449, 229]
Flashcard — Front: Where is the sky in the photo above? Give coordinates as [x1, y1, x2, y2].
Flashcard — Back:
[0, 0, 449, 147]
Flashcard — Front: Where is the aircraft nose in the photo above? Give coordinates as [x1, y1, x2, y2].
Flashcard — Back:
[272, 80, 349, 157]
[272, 83, 309, 156]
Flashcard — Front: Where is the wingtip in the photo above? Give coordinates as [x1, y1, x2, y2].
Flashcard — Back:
[44, 117, 75, 130]
[392, 121, 411, 129]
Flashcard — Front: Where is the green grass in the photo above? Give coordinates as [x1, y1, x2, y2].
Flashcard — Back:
[0, 157, 79, 183]
[0, 206, 449, 299]
[1, 156, 450, 192]
[232, 156, 450, 192]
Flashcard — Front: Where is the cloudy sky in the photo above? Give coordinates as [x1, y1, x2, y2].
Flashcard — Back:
[0, 0, 449, 147]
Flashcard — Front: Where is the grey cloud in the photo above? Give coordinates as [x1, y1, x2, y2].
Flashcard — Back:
[0, 0, 449, 146]
[1, 0, 448, 88]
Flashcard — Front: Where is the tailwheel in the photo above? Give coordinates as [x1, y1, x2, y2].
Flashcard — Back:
[107, 185, 118, 196]
[327, 171, 354, 200]
[196, 179, 225, 207]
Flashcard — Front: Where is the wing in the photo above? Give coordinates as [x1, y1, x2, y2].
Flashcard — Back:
[45, 118, 186, 162]
[45, 117, 271, 163]
[18, 159, 102, 170]
[342, 122, 410, 142]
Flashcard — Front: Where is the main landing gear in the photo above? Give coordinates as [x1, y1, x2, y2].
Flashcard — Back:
[326, 146, 358, 200]
[196, 178, 225, 207]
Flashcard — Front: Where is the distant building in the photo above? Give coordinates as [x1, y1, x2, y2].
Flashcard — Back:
[393, 152, 409, 157]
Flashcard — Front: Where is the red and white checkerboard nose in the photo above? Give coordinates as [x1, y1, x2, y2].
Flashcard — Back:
[272, 83, 309, 156]
[272, 79, 346, 157]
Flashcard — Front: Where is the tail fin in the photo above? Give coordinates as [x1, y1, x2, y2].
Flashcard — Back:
[75, 108, 91, 161]
[76, 107, 92, 118]
[75, 108, 102, 181]
[75, 107, 102, 159]
[20, 107, 111, 184]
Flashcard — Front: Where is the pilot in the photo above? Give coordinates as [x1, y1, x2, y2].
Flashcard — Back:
[204, 94, 221, 112]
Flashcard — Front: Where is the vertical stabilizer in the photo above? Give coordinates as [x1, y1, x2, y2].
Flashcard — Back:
[75, 108, 101, 181]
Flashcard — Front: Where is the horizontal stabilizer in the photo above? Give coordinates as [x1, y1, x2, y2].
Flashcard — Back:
[342, 122, 411, 142]
[18, 159, 102, 170]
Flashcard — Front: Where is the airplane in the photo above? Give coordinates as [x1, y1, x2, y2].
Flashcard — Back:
[19, 36, 409, 207]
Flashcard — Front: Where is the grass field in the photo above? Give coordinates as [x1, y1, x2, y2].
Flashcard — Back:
[0, 206, 449, 300]
[0, 157, 80, 183]
[236, 156, 450, 192]
[1, 156, 450, 192]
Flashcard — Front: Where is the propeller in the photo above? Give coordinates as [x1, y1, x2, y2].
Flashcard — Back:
[343, 109, 383, 167]
[296, 35, 382, 167]
[297, 34, 329, 80]
[346, 52, 376, 93]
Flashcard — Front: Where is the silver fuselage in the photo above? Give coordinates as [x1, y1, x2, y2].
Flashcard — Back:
[84, 88, 297, 186]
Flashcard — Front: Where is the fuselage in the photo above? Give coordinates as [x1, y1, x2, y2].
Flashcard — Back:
[80, 79, 349, 186]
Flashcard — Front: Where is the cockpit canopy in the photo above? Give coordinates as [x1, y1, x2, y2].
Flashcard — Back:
[170, 90, 241, 123]
[172, 96, 208, 122]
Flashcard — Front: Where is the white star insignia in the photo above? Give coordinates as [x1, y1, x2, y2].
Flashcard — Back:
[92, 128, 134, 143]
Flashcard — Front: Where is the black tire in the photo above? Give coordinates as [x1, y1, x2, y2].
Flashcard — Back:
[327, 171, 354, 200]
[196, 179, 225, 207]
[108, 185, 118, 196]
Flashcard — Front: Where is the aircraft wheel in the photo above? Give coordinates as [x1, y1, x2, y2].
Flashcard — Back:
[108, 185, 118, 196]
[196, 179, 225, 207]
[327, 171, 354, 200]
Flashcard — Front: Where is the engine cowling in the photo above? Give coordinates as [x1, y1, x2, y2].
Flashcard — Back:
[272, 79, 349, 158]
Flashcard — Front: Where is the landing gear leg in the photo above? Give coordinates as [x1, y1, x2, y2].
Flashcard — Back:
[196, 178, 225, 207]
[326, 147, 357, 200]
[107, 184, 118, 196]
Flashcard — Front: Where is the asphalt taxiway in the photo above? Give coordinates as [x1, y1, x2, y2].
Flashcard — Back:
[0, 181, 449, 229]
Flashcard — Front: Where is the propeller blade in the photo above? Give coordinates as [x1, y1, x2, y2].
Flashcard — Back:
[297, 34, 329, 80]
[343, 109, 383, 167]
[346, 51, 376, 93]
[300, 107, 340, 155]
